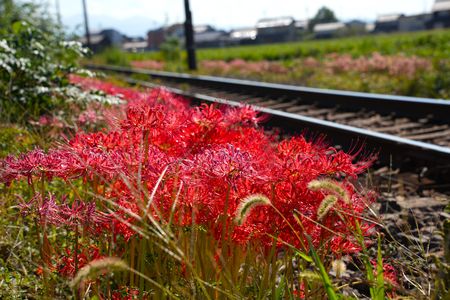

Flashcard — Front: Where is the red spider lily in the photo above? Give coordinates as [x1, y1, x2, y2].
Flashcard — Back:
[192, 103, 223, 127]
[121, 104, 165, 131]
[18, 193, 52, 219]
[18, 193, 108, 231]
[2, 76, 378, 281]
[60, 200, 103, 228]
[58, 245, 102, 277]
[223, 105, 267, 127]
[110, 196, 141, 241]
[78, 109, 98, 125]
[112, 287, 142, 300]
[372, 259, 399, 288]
[37, 193, 65, 226]
[4, 149, 47, 184]
[191, 144, 259, 182]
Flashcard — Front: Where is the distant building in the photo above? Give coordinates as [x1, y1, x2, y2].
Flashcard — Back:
[433, 0, 450, 12]
[194, 25, 214, 34]
[431, 0, 450, 28]
[147, 27, 165, 50]
[345, 20, 367, 35]
[256, 17, 296, 43]
[365, 23, 376, 33]
[229, 28, 257, 45]
[123, 37, 148, 52]
[122, 41, 147, 52]
[147, 23, 228, 49]
[80, 29, 123, 53]
[147, 23, 185, 50]
[195, 31, 227, 48]
[194, 25, 227, 48]
[141, 0, 450, 51]
[314, 22, 346, 38]
[294, 20, 309, 37]
[374, 14, 403, 33]
[374, 1, 450, 33]
[165, 23, 185, 40]
[398, 14, 433, 32]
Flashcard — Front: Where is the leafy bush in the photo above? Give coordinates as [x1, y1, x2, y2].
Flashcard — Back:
[0, 1, 90, 123]
[160, 37, 182, 62]
[100, 47, 130, 66]
[0, 21, 88, 123]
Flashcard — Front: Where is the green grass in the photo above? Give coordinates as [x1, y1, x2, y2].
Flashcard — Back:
[197, 29, 450, 62]
[108, 29, 450, 63]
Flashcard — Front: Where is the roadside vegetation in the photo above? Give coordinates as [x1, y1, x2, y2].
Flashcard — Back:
[1, 1, 449, 299]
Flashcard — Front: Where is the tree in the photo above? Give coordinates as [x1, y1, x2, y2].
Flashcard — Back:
[308, 6, 338, 31]
[0, 0, 58, 35]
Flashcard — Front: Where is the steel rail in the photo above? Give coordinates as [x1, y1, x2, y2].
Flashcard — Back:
[87, 64, 450, 123]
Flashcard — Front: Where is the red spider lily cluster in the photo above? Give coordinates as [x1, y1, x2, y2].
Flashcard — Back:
[293, 52, 431, 78]
[200, 59, 288, 75]
[323, 52, 431, 78]
[199, 53, 431, 80]
[131, 60, 165, 71]
[1, 75, 376, 281]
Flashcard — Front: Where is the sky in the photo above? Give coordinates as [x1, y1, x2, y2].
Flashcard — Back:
[52, 0, 437, 37]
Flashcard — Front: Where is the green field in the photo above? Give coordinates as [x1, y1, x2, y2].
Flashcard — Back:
[198, 29, 450, 61]
[119, 29, 450, 62]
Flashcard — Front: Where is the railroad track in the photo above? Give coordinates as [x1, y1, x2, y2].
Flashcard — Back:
[87, 64, 449, 261]
[87, 64, 450, 185]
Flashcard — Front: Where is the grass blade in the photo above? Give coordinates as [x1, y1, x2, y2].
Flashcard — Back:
[306, 235, 338, 300]
[375, 234, 385, 300]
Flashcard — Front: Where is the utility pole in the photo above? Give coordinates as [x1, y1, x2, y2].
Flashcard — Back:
[183, 0, 197, 70]
[82, 0, 91, 49]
